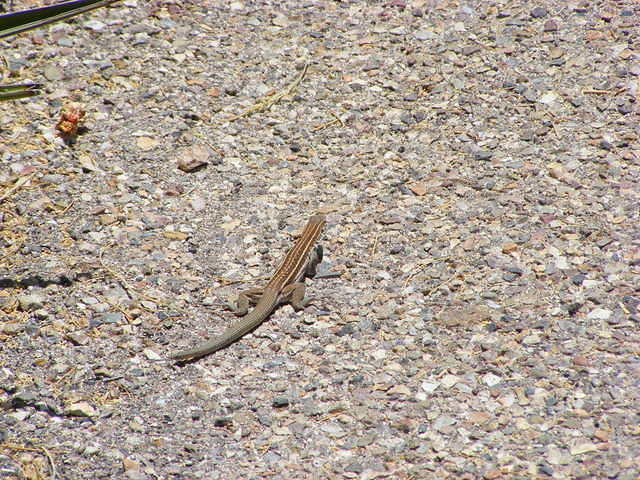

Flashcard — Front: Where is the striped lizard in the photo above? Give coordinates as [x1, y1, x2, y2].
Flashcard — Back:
[171, 213, 326, 361]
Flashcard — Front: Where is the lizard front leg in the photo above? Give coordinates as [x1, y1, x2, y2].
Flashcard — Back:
[279, 283, 309, 311]
[304, 245, 323, 278]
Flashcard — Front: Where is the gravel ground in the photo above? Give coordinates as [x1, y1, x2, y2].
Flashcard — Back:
[1, 0, 639, 479]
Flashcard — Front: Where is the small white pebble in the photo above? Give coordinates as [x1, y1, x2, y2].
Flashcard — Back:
[143, 349, 162, 361]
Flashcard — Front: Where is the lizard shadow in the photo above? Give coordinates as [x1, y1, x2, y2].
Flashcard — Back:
[0, 274, 88, 289]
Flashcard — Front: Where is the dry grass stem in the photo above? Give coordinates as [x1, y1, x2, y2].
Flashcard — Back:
[228, 63, 309, 121]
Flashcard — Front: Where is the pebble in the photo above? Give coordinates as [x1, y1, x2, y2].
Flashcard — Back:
[189, 195, 206, 211]
[57, 36, 74, 47]
[468, 411, 491, 424]
[35, 400, 61, 416]
[66, 331, 91, 346]
[571, 273, 586, 285]
[483, 373, 502, 387]
[523, 88, 539, 103]
[440, 374, 459, 389]
[617, 103, 632, 115]
[530, 7, 548, 18]
[433, 415, 456, 432]
[421, 382, 439, 394]
[43, 65, 64, 81]
[17, 293, 44, 311]
[538, 91, 558, 104]
[213, 417, 232, 427]
[1, 322, 23, 335]
[474, 151, 493, 161]
[4, 2, 638, 479]
[143, 349, 162, 361]
[84, 19, 106, 31]
[421, 332, 435, 346]
[272, 396, 290, 408]
[136, 137, 159, 151]
[7, 410, 31, 422]
[389, 26, 408, 35]
[522, 334, 541, 345]
[388, 384, 411, 396]
[570, 442, 598, 455]
[572, 356, 590, 367]
[64, 401, 97, 417]
[320, 422, 346, 438]
[587, 308, 612, 320]
[11, 391, 37, 408]
[176, 145, 211, 172]
[414, 28, 436, 41]
[93, 312, 125, 325]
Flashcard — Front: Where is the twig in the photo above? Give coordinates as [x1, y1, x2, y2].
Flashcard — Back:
[51, 366, 78, 388]
[228, 63, 309, 121]
[313, 118, 338, 131]
[425, 270, 459, 297]
[191, 131, 226, 157]
[403, 264, 424, 290]
[98, 248, 188, 316]
[318, 408, 347, 422]
[213, 275, 269, 286]
[0, 172, 37, 203]
[582, 89, 611, 94]
[619, 301, 630, 315]
[402, 256, 452, 289]
[41, 446, 57, 480]
[581, 88, 625, 95]
[545, 111, 562, 138]
[1, 443, 57, 480]
[370, 232, 379, 258]
[313, 111, 345, 131]
[60, 202, 74, 215]
[79, 287, 132, 323]
[0, 245, 22, 265]
[330, 111, 345, 126]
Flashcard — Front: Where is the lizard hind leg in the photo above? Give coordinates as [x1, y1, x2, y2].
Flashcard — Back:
[232, 287, 263, 316]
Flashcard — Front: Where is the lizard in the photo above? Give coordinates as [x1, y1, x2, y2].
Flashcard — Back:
[170, 213, 326, 361]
